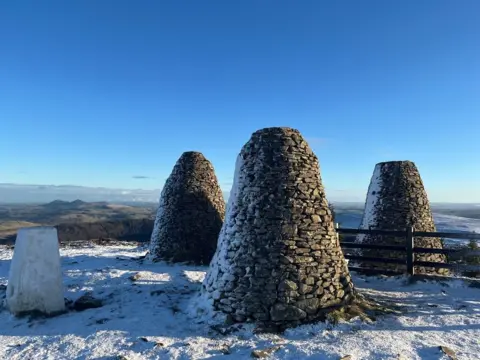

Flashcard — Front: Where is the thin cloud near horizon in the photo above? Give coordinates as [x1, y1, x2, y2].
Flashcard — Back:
[132, 175, 154, 180]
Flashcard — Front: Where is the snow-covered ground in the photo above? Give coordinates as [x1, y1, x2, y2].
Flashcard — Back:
[434, 214, 480, 237]
[0, 244, 479, 359]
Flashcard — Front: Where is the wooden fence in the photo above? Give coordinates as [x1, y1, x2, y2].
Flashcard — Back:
[335, 224, 480, 276]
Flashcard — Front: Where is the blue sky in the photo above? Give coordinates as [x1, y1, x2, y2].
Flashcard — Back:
[1, 0, 479, 202]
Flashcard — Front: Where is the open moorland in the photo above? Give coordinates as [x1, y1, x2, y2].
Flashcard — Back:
[1, 200, 480, 246]
[0, 200, 156, 245]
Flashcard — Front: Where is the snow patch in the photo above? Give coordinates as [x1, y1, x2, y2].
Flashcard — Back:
[147, 185, 167, 260]
[202, 153, 245, 295]
[357, 164, 383, 243]
[0, 244, 479, 359]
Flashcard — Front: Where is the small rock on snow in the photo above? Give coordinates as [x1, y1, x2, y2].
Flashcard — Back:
[439, 346, 457, 360]
[73, 292, 103, 311]
[251, 346, 282, 358]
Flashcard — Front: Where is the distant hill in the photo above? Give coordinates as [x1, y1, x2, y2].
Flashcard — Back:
[0, 218, 155, 245]
[0, 183, 160, 204]
[0, 200, 157, 244]
[41, 199, 109, 211]
[1, 198, 480, 246]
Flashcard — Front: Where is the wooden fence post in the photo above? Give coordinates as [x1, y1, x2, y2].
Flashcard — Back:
[406, 226, 415, 276]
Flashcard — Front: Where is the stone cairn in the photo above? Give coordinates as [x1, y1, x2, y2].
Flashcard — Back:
[202, 127, 355, 327]
[356, 161, 448, 275]
[149, 151, 225, 265]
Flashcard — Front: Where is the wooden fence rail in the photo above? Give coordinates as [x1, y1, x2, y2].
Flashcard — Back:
[335, 224, 480, 276]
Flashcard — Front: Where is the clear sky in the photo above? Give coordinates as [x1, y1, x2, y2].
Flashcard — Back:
[1, 0, 479, 202]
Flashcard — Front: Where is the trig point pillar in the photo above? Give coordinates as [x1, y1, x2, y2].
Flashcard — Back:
[7, 227, 65, 315]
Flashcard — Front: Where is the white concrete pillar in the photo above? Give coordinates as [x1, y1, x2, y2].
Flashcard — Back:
[6, 227, 65, 315]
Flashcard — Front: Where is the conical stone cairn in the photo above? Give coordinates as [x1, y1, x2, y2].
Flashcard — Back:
[202, 127, 355, 326]
[356, 161, 448, 275]
[148, 151, 225, 265]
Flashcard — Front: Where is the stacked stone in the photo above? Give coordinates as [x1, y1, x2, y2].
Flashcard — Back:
[202, 127, 355, 327]
[356, 161, 448, 275]
[149, 151, 225, 265]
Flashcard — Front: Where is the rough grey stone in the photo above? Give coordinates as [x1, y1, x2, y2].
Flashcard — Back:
[251, 346, 282, 358]
[73, 292, 102, 311]
[356, 161, 449, 275]
[295, 298, 320, 314]
[270, 303, 307, 321]
[149, 151, 225, 265]
[439, 345, 457, 360]
[202, 127, 354, 326]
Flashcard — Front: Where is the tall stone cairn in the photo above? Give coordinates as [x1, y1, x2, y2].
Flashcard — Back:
[149, 151, 225, 265]
[356, 161, 449, 275]
[202, 127, 355, 327]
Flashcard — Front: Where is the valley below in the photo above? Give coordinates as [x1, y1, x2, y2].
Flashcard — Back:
[0, 200, 156, 245]
[1, 200, 479, 246]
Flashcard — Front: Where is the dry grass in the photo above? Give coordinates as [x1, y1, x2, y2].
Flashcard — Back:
[0, 221, 42, 240]
[325, 294, 403, 325]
